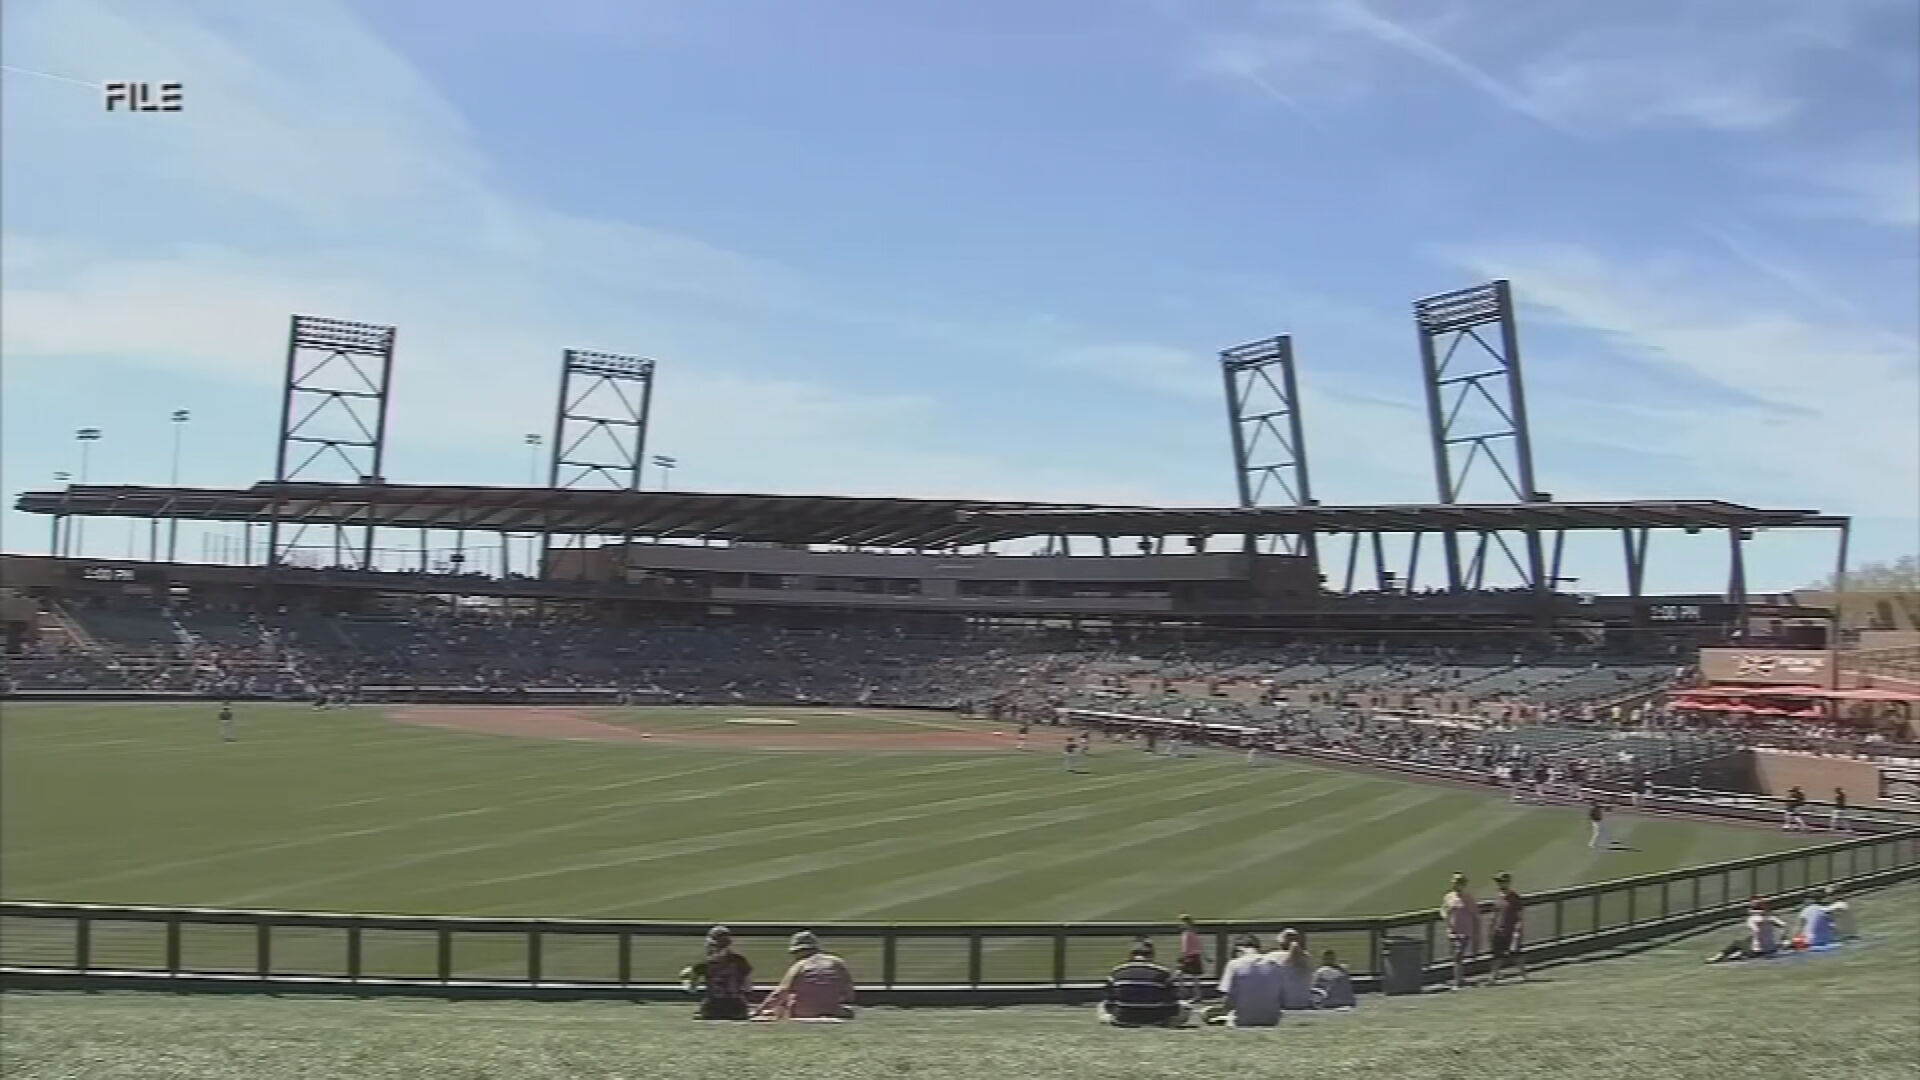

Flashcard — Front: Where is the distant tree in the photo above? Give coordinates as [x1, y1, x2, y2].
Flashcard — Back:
[1803, 555, 1920, 592]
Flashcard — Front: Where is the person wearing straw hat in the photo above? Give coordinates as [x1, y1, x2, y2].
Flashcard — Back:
[680, 925, 754, 1021]
[754, 931, 856, 1021]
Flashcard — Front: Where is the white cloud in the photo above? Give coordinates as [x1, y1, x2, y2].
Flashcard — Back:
[1771, 145, 1920, 229]
[1445, 243, 1920, 517]
[0, 0, 1216, 511]
[1178, 0, 1899, 137]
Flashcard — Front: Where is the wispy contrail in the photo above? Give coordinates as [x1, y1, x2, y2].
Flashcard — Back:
[0, 64, 103, 90]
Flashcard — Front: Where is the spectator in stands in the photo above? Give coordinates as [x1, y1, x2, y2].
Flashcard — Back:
[1270, 929, 1316, 1010]
[1441, 873, 1480, 989]
[1099, 939, 1187, 1028]
[1488, 872, 1526, 984]
[1708, 900, 1787, 964]
[1207, 933, 1284, 1027]
[1311, 949, 1356, 1009]
[754, 931, 855, 1021]
[681, 926, 754, 1021]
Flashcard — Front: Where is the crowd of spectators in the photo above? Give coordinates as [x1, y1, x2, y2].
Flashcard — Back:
[7, 601, 1911, 765]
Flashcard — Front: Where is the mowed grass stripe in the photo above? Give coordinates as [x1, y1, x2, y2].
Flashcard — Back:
[548, 762, 1301, 919]
[235, 754, 1194, 912]
[1111, 784, 1476, 920]
[825, 771, 1379, 920]
[899, 772, 1414, 923]
[22, 753, 789, 901]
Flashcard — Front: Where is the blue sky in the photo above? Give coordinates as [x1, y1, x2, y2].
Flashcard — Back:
[2, 0, 1915, 592]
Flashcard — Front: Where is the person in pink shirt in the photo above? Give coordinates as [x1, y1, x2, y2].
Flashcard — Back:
[754, 931, 856, 1021]
[1176, 914, 1206, 1002]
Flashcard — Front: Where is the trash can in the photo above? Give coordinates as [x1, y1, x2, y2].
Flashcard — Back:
[1380, 936, 1429, 996]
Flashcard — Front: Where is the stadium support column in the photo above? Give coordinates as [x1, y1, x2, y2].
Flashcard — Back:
[266, 316, 398, 570]
[1413, 280, 1547, 603]
[1220, 335, 1317, 568]
[1831, 519, 1851, 657]
[1727, 528, 1749, 638]
[542, 349, 656, 572]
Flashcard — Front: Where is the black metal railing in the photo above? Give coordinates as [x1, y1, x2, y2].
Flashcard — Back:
[5, 827, 1916, 1001]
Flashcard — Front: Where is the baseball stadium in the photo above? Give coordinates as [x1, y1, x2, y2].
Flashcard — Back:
[4, 285, 1919, 1079]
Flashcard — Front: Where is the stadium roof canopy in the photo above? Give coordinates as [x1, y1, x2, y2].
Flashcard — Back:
[15, 483, 1847, 549]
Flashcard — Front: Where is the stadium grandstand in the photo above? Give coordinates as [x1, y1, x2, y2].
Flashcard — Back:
[4, 295, 1913, 809]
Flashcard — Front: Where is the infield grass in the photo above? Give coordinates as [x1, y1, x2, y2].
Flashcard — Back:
[4, 882, 1915, 1080]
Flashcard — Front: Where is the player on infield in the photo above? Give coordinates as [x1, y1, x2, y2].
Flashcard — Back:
[218, 701, 236, 743]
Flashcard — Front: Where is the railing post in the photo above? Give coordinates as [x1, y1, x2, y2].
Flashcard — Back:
[1367, 922, 1382, 978]
[1626, 887, 1636, 928]
[883, 933, 898, 990]
[75, 915, 91, 972]
[1659, 880, 1669, 920]
[967, 935, 983, 988]
[617, 931, 632, 987]
[1692, 874, 1701, 914]
[1052, 933, 1067, 988]
[438, 928, 452, 984]
[347, 926, 363, 982]
[256, 920, 271, 979]
[528, 929, 543, 986]
[165, 917, 182, 976]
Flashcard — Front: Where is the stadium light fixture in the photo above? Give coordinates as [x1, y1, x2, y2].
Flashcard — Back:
[523, 433, 544, 487]
[168, 410, 192, 563]
[73, 427, 103, 557]
[651, 454, 678, 490]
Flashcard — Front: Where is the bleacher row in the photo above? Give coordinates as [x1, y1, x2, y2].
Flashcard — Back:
[10, 600, 1677, 725]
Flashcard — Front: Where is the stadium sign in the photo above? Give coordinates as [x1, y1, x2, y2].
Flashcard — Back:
[1698, 647, 1832, 687]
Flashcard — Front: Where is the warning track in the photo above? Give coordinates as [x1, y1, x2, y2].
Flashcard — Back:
[386, 705, 1010, 752]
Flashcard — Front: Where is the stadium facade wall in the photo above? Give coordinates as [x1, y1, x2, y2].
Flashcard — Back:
[1751, 748, 1908, 810]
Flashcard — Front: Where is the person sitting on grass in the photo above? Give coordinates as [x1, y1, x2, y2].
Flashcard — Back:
[680, 925, 754, 1021]
[1269, 929, 1316, 1011]
[1099, 939, 1189, 1028]
[1311, 949, 1356, 1009]
[753, 931, 855, 1021]
[1205, 934, 1284, 1027]
[1708, 900, 1787, 964]
[1796, 889, 1844, 949]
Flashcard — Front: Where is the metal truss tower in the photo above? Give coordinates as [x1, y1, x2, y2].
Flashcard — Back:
[268, 316, 397, 568]
[1413, 279, 1546, 594]
[541, 349, 655, 579]
[1221, 335, 1317, 563]
[547, 350, 655, 491]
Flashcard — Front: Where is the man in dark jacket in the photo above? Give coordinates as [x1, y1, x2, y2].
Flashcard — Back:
[1099, 939, 1188, 1027]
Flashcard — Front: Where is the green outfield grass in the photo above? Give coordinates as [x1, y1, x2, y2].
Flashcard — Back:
[1, 702, 1812, 928]
[5, 882, 1915, 1080]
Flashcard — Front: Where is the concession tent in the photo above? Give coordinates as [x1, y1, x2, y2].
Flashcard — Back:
[1671, 685, 1915, 737]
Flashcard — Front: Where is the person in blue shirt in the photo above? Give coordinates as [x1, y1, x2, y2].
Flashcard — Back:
[1796, 894, 1840, 949]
